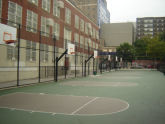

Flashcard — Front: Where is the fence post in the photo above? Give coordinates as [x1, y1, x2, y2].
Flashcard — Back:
[82, 55, 83, 77]
[75, 45, 77, 77]
[38, 31, 41, 83]
[17, 24, 21, 86]
[53, 36, 56, 81]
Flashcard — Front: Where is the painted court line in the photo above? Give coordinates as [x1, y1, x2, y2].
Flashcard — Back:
[71, 97, 98, 115]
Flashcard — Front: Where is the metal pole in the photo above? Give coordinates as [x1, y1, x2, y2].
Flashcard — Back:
[75, 45, 77, 77]
[56, 57, 58, 82]
[93, 57, 95, 74]
[38, 31, 41, 83]
[53, 36, 56, 81]
[84, 60, 87, 77]
[82, 55, 83, 77]
[17, 24, 21, 86]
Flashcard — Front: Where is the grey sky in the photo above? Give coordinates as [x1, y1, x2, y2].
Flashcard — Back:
[107, 0, 165, 22]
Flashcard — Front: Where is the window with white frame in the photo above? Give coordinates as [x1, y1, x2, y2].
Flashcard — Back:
[74, 33, 79, 45]
[96, 31, 99, 39]
[7, 43, 18, 60]
[26, 40, 36, 61]
[52, 22, 60, 40]
[40, 44, 48, 62]
[92, 28, 95, 38]
[53, 0, 60, 17]
[75, 15, 79, 29]
[28, 0, 38, 6]
[93, 41, 95, 49]
[85, 38, 88, 49]
[80, 19, 84, 32]
[42, 0, 50, 12]
[41, 16, 50, 37]
[88, 38, 92, 48]
[85, 22, 88, 34]
[26, 10, 38, 33]
[64, 28, 72, 49]
[80, 35, 84, 49]
[65, 7, 71, 24]
[96, 43, 98, 50]
[0, 0, 2, 19]
[8, 1, 22, 27]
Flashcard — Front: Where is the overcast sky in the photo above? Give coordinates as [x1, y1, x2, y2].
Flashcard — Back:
[107, 0, 165, 23]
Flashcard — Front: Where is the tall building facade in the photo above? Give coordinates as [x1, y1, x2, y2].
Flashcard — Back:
[0, 0, 100, 84]
[68, 0, 110, 27]
[136, 17, 165, 39]
[100, 23, 134, 52]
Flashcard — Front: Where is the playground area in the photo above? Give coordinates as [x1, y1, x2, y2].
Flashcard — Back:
[0, 70, 165, 124]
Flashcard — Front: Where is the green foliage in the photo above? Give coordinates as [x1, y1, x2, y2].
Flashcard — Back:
[116, 33, 165, 62]
[116, 43, 135, 61]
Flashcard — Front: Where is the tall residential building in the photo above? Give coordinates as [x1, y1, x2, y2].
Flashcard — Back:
[136, 17, 165, 39]
[68, 0, 110, 27]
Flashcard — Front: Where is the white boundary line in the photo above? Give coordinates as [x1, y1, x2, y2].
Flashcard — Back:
[71, 97, 98, 115]
[0, 92, 130, 116]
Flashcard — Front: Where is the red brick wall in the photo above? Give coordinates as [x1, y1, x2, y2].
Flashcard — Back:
[1, 0, 99, 53]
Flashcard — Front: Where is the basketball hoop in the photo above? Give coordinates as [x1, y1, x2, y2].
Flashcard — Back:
[5, 40, 16, 44]
[70, 52, 75, 55]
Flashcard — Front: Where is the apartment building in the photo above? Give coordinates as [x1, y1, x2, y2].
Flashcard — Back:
[0, 0, 100, 83]
[136, 17, 165, 39]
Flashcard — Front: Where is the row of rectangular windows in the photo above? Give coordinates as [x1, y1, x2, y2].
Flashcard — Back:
[4, 1, 99, 40]
[7, 40, 98, 62]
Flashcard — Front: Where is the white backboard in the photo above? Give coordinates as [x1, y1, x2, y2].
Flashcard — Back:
[0, 23, 17, 45]
[68, 43, 75, 55]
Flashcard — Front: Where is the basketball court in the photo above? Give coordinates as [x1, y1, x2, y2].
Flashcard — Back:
[0, 70, 165, 124]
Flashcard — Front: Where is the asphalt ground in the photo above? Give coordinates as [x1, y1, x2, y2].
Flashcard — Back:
[0, 70, 165, 124]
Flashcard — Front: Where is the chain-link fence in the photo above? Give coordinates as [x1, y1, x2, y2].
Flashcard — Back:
[0, 18, 115, 89]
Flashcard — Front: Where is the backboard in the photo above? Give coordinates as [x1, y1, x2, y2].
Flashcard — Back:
[0, 23, 17, 46]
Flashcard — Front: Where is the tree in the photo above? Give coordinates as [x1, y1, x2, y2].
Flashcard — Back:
[147, 36, 165, 61]
[116, 43, 135, 62]
[133, 38, 149, 58]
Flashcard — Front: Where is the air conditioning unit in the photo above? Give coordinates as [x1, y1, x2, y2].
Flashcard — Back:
[30, 58, 33, 62]
[11, 57, 15, 61]
[46, 18, 54, 26]
[32, 0, 36, 4]
[58, 1, 64, 8]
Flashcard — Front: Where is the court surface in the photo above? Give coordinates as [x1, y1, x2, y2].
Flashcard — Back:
[0, 70, 165, 124]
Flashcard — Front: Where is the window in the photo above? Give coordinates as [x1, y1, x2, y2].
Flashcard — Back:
[52, 22, 60, 40]
[26, 40, 36, 61]
[96, 31, 99, 40]
[80, 19, 84, 32]
[74, 33, 79, 45]
[26, 10, 38, 33]
[96, 43, 98, 50]
[28, 0, 38, 6]
[42, 0, 50, 12]
[80, 35, 84, 48]
[7, 43, 18, 60]
[41, 16, 50, 37]
[88, 38, 92, 48]
[8, 1, 22, 27]
[85, 38, 88, 50]
[75, 15, 79, 29]
[85, 22, 88, 35]
[65, 7, 71, 24]
[0, 0, 2, 19]
[64, 28, 72, 49]
[92, 28, 95, 38]
[40, 44, 48, 62]
[53, 0, 60, 17]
